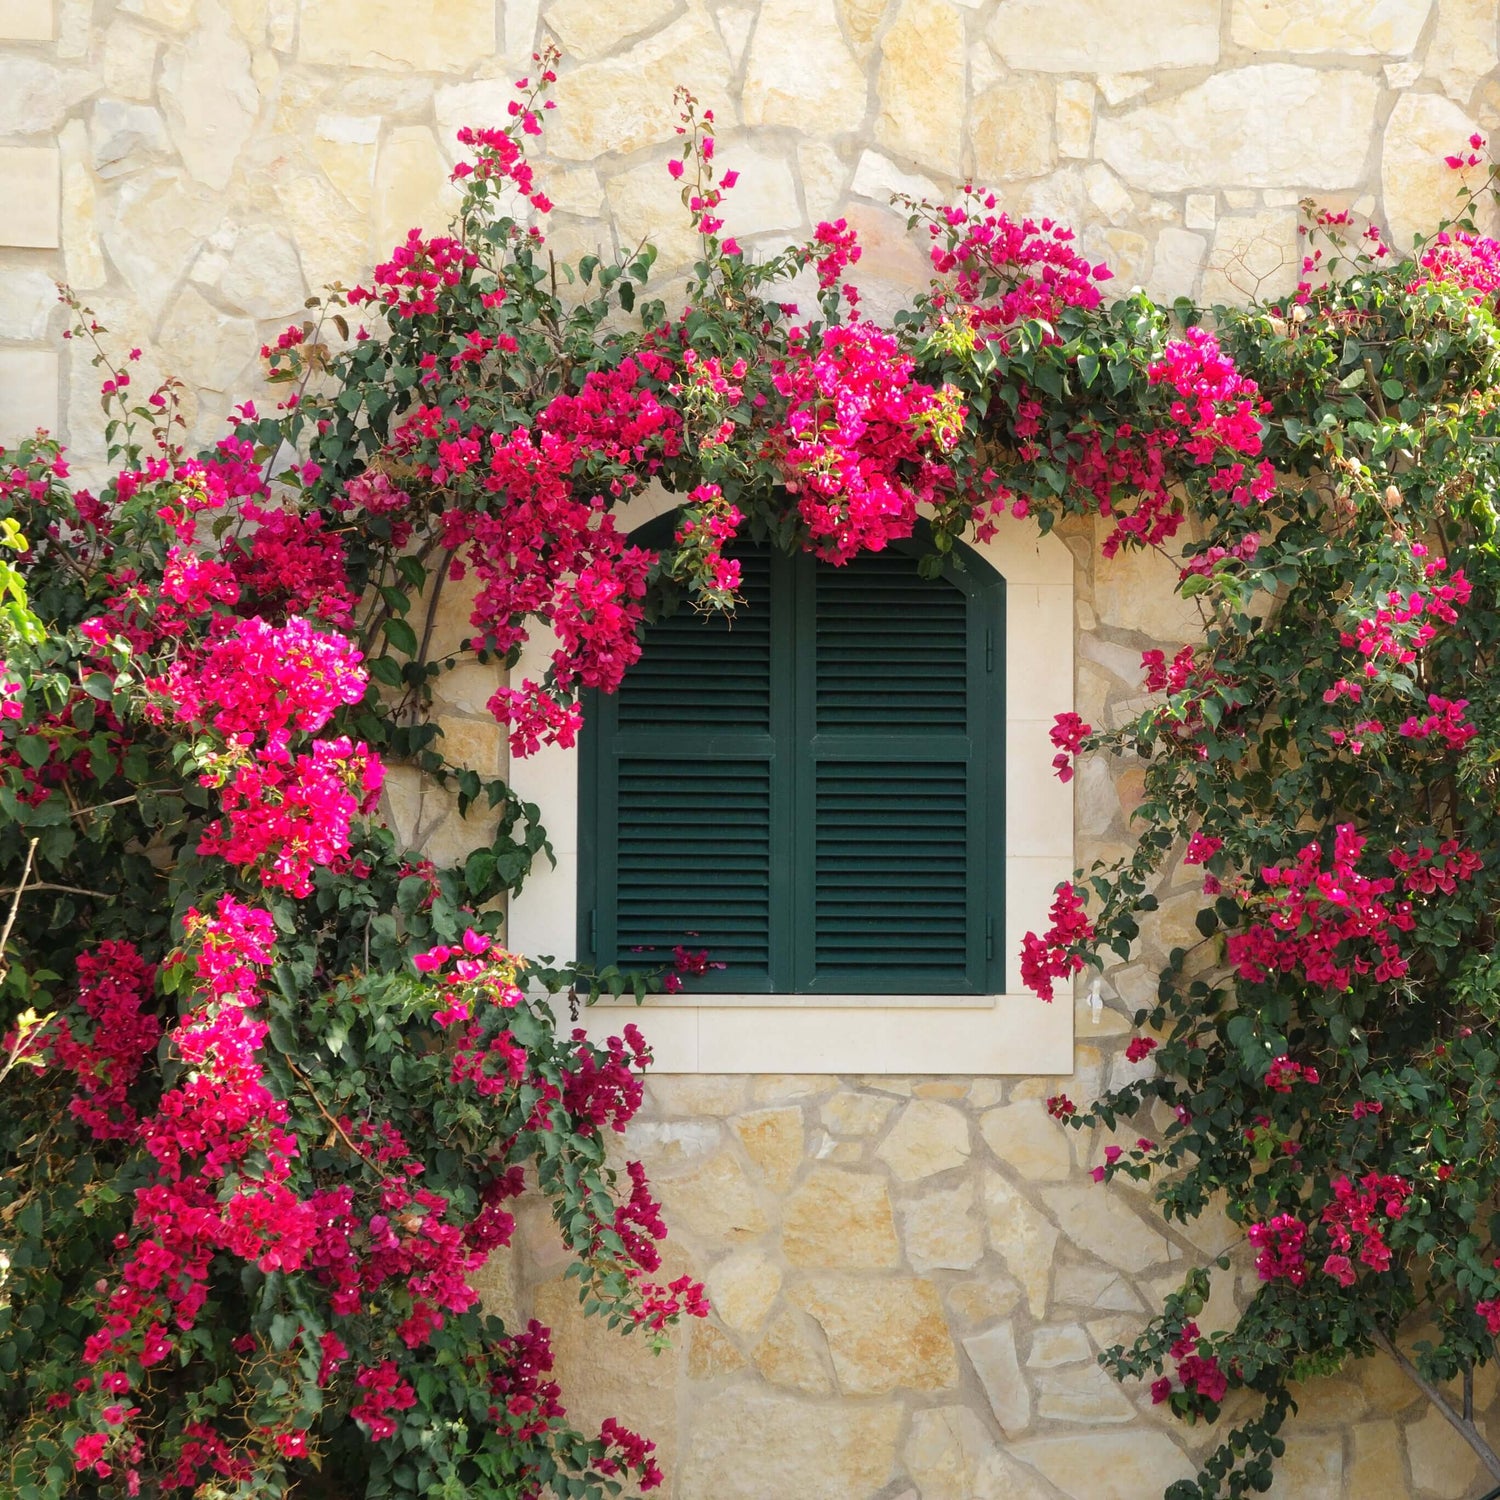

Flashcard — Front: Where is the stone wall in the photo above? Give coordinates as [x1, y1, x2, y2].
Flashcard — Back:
[4, 0, 1500, 1495]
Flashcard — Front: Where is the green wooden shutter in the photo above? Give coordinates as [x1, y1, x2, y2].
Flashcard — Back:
[794, 547, 1002, 994]
[580, 545, 783, 991]
[581, 523, 1003, 996]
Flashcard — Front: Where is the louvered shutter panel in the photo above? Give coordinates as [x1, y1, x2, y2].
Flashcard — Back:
[582, 546, 782, 990]
[582, 523, 1002, 996]
[795, 548, 995, 993]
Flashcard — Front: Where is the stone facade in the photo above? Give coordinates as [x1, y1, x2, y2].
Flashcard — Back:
[5, 1, 1500, 1495]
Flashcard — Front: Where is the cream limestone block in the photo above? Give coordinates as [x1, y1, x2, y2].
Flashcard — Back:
[718, 143, 801, 238]
[1092, 528, 1202, 639]
[838, 0, 887, 53]
[715, 4, 754, 69]
[731, 1105, 803, 1191]
[312, 114, 379, 214]
[157, 285, 256, 392]
[1262, 1437, 1343, 1497]
[1012, 1432, 1195, 1500]
[743, 0, 866, 135]
[298, 0, 494, 70]
[374, 126, 460, 254]
[850, 149, 940, 208]
[120, 0, 197, 27]
[749, 1073, 828, 1102]
[0, 0, 53, 38]
[0, 147, 59, 249]
[1347, 1421, 1405, 1493]
[1383, 92, 1495, 251]
[1145, 226, 1207, 303]
[704, 1246, 780, 1333]
[1084, 161, 1133, 224]
[980, 1099, 1073, 1180]
[988, 0, 1219, 71]
[546, 0, 676, 60]
[219, 224, 308, 319]
[676, 1388, 900, 1500]
[686, 1321, 745, 1378]
[783, 1167, 899, 1267]
[104, 21, 161, 99]
[1029, 1322, 1091, 1365]
[160, 0, 258, 191]
[0, 351, 58, 443]
[623, 1118, 722, 1172]
[971, 77, 1055, 182]
[647, 1075, 747, 1115]
[876, 0, 966, 176]
[1185, 192, 1216, 230]
[548, 6, 733, 160]
[798, 142, 846, 220]
[540, 164, 604, 218]
[1035, 1362, 1136, 1421]
[1090, 227, 1148, 288]
[651, 1149, 768, 1240]
[1055, 1260, 1143, 1311]
[1424, 0, 1500, 102]
[0, 267, 56, 341]
[502, 0, 540, 64]
[905, 1405, 1056, 1500]
[1042, 1183, 1175, 1273]
[900, 1179, 984, 1270]
[532, 1271, 684, 1485]
[946, 1274, 1022, 1324]
[982, 1171, 1058, 1315]
[1230, 0, 1432, 53]
[90, 101, 171, 180]
[104, 169, 229, 324]
[1097, 66, 1380, 191]
[877, 1099, 971, 1179]
[962, 1324, 1031, 1434]
[0, 57, 77, 137]
[432, 79, 515, 162]
[1056, 79, 1094, 159]
[792, 1275, 960, 1392]
[820, 1089, 894, 1135]
[749, 1309, 832, 1393]
[1202, 209, 1299, 306]
[605, 157, 701, 272]
[1097, 72, 1150, 105]
[1404, 1405, 1481, 1496]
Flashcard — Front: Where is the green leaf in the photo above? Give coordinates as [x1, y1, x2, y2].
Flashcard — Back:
[383, 618, 419, 656]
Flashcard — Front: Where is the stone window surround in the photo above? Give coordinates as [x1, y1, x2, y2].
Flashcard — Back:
[508, 486, 1075, 1074]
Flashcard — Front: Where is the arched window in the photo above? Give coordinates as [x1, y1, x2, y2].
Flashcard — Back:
[578, 522, 1005, 996]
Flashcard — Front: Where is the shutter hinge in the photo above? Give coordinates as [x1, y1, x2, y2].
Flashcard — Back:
[985, 628, 995, 673]
[985, 915, 995, 962]
[589, 908, 598, 955]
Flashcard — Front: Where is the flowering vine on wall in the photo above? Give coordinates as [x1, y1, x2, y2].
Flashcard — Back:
[4, 50, 1500, 1499]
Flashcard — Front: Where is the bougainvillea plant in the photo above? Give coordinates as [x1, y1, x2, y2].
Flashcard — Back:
[7, 46, 1500, 1497]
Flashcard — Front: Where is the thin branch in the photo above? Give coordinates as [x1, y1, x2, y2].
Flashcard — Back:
[0, 881, 109, 900]
[1371, 1330, 1500, 1482]
[0, 839, 38, 978]
[281, 1053, 370, 1164]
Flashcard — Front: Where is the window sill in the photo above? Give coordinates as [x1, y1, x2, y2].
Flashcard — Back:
[584, 991, 998, 1009]
[560, 991, 1074, 1075]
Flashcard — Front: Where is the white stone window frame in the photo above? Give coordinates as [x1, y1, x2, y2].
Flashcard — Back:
[507, 489, 1075, 1074]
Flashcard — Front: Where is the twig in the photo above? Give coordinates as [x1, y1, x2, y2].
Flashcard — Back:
[0, 839, 39, 978]
[280, 1053, 370, 1164]
[1371, 1330, 1500, 1481]
[0, 881, 109, 899]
